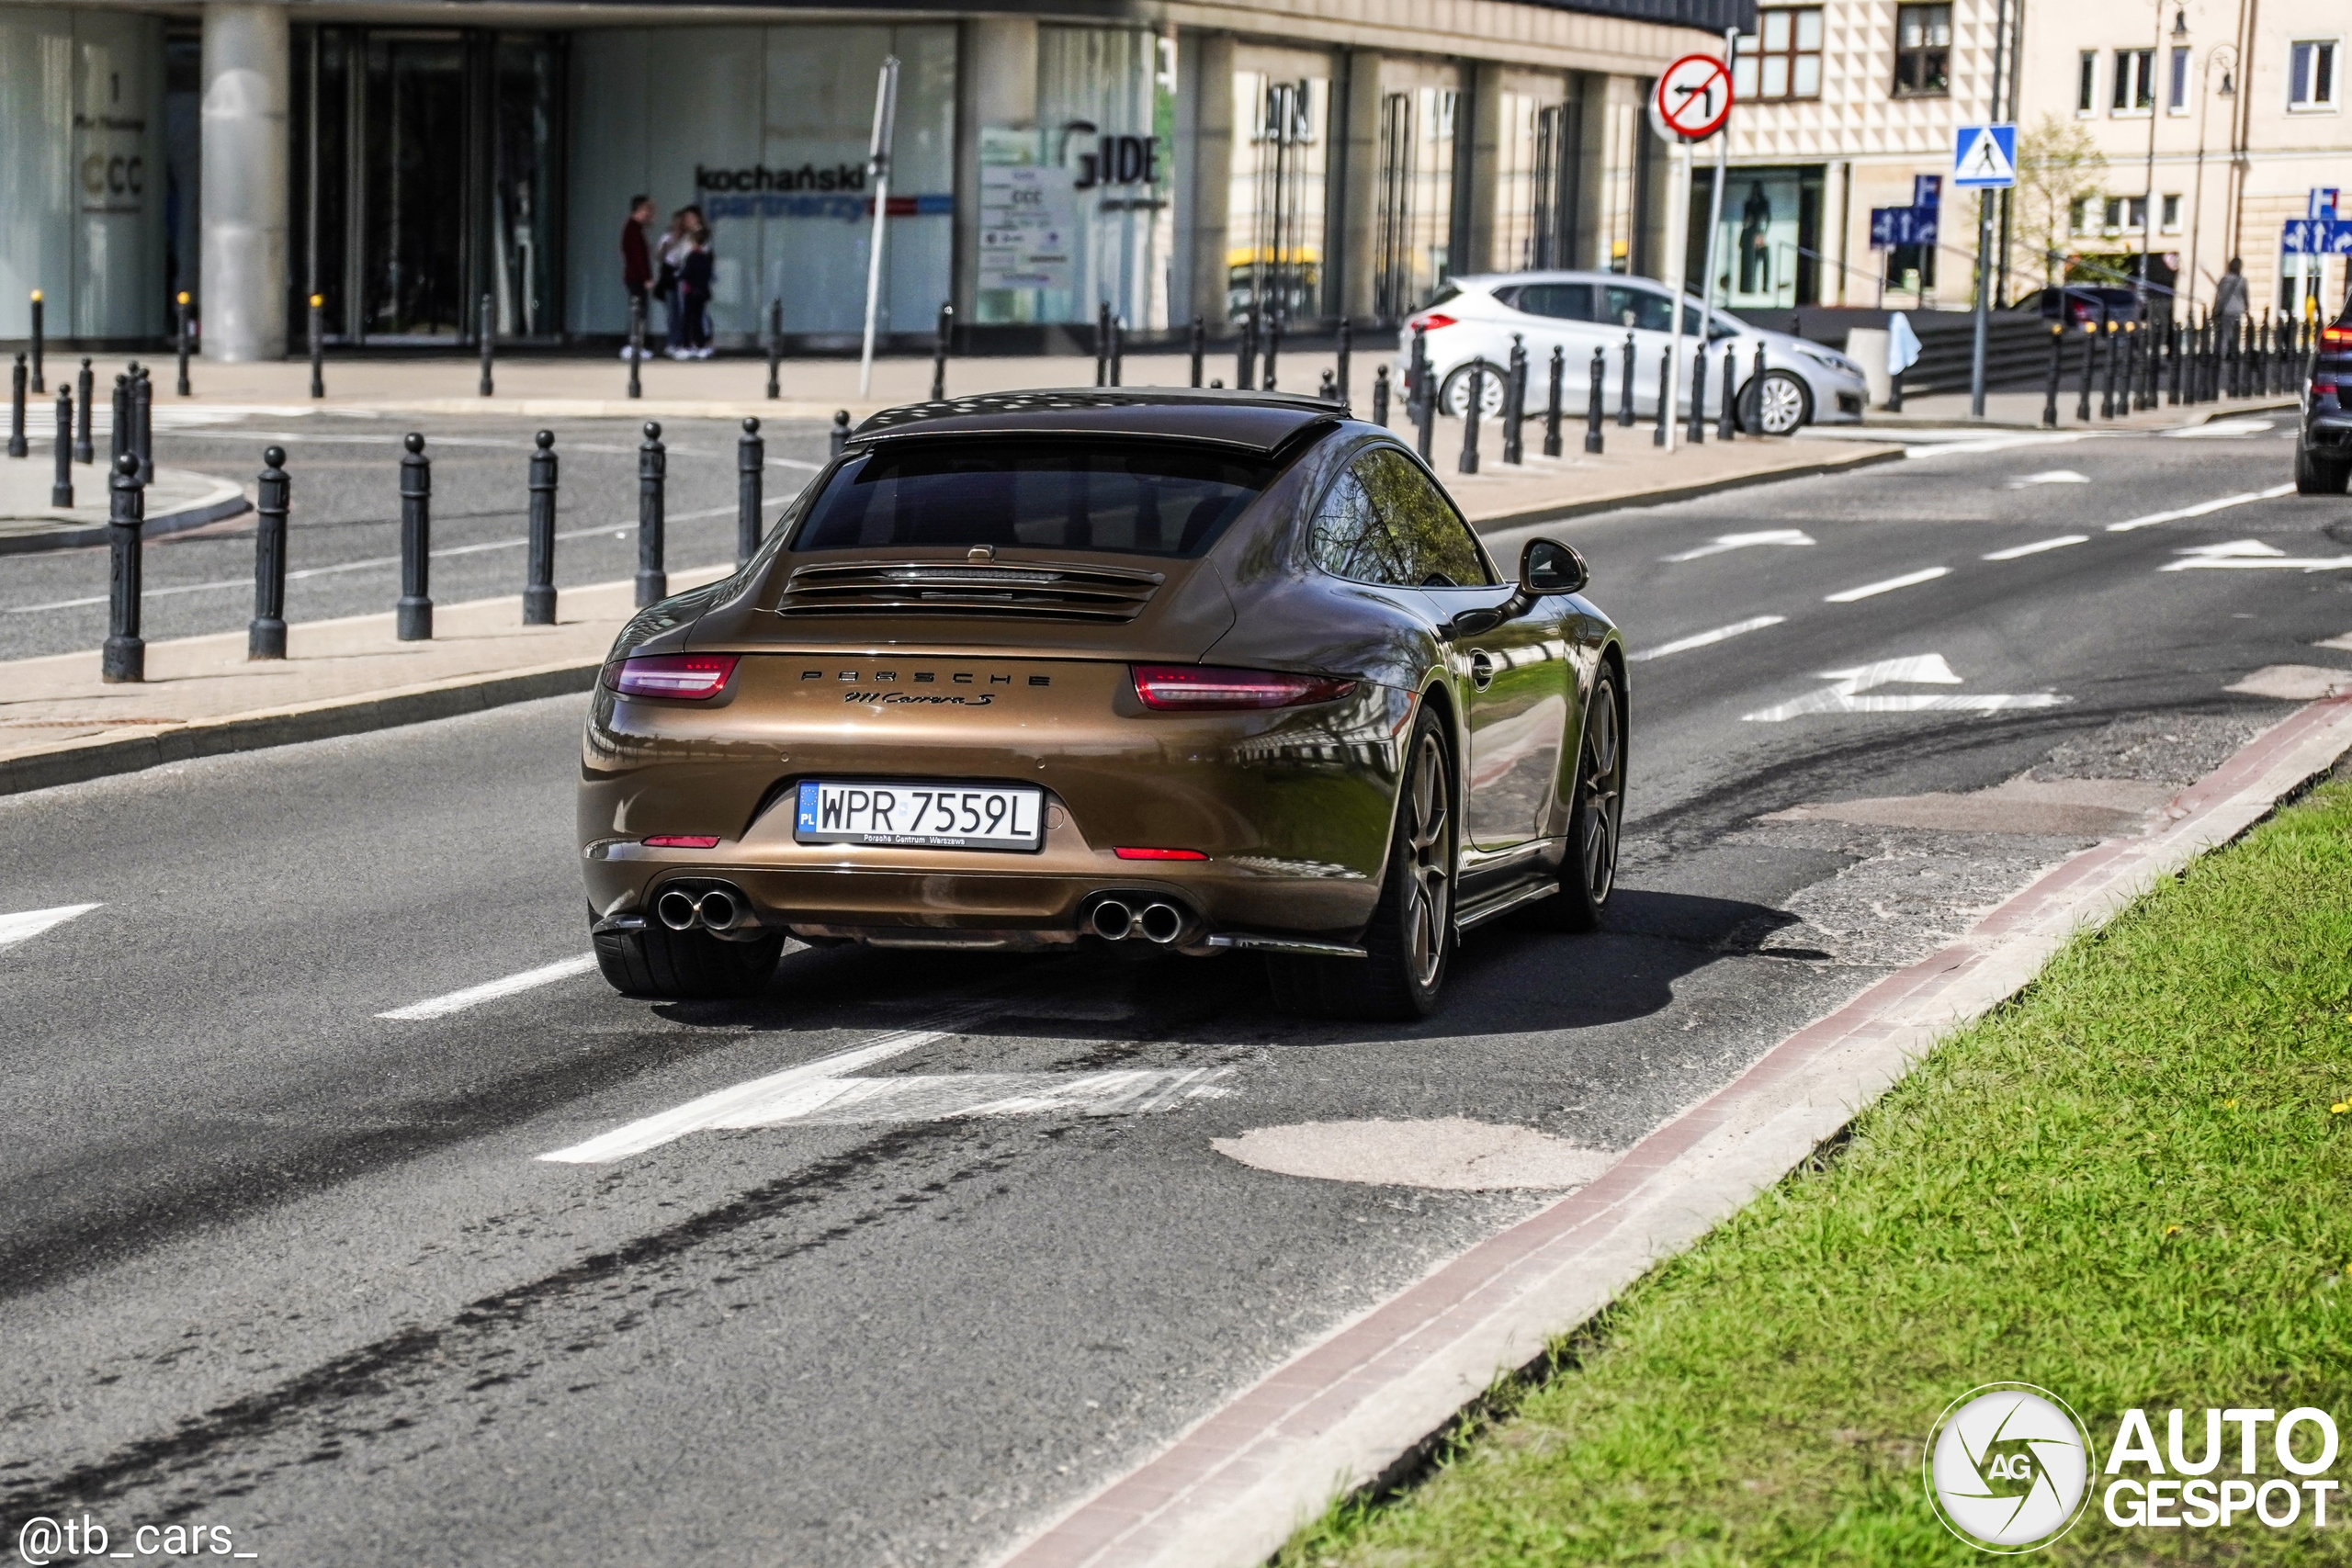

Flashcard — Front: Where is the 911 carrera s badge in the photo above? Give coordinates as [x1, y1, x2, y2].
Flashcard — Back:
[844, 690, 994, 705]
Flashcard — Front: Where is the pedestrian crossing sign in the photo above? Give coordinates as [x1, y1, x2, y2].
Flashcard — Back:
[1952, 123, 2018, 189]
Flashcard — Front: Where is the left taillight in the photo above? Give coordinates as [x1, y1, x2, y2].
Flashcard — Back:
[605, 654, 740, 700]
[1132, 664, 1356, 711]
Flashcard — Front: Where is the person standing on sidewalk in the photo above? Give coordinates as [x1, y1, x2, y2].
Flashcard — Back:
[2211, 257, 2248, 332]
[618, 196, 653, 361]
[657, 210, 693, 357]
[676, 211, 716, 359]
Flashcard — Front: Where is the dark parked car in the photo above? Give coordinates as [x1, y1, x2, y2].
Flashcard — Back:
[2296, 301, 2352, 494]
[2013, 285, 2150, 327]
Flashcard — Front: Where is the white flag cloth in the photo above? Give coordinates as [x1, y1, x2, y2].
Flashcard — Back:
[1887, 311, 1923, 375]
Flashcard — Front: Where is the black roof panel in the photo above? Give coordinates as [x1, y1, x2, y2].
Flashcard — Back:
[850, 389, 1343, 456]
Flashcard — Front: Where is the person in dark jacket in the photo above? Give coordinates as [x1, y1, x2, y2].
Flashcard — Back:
[676, 211, 716, 359]
[618, 196, 652, 360]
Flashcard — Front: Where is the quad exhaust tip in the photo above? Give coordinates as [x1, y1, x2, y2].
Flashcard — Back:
[654, 886, 742, 933]
[1088, 897, 1186, 944]
[1090, 898, 1134, 941]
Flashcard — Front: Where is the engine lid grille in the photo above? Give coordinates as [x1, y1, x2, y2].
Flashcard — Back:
[775, 559, 1166, 622]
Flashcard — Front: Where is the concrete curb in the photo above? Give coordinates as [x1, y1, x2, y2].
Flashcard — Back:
[0, 479, 252, 556]
[1468, 444, 1905, 534]
[1852, 397, 2300, 436]
[987, 693, 2352, 1568]
[0, 660, 599, 798]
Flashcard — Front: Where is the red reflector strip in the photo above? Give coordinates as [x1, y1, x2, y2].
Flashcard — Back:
[1114, 847, 1208, 861]
[642, 835, 721, 848]
[1132, 664, 1356, 711]
[607, 654, 740, 699]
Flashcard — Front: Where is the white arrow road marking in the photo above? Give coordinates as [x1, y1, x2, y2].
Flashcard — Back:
[2007, 469, 2089, 487]
[1742, 653, 2066, 722]
[2108, 482, 2297, 532]
[2160, 539, 2352, 571]
[1629, 615, 1787, 661]
[1983, 535, 2089, 560]
[379, 953, 604, 1021]
[1825, 567, 1950, 603]
[0, 903, 100, 953]
[695, 1067, 1234, 1129]
[1659, 530, 1816, 562]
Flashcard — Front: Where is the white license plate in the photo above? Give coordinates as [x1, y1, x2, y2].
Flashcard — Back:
[794, 780, 1045, 852]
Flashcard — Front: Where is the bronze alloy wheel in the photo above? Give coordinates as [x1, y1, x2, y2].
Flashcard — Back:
[1268, 714, 1453, 1020]
[1534, 671, 1622, 932]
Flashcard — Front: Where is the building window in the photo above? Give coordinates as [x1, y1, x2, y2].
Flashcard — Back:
[2169, 46, 2190, 110]
[2161, 193, 2182, 231]
[2112, 49, 2154, 112]
[2101, 195, 2146, 233]
[2069, 197, 2091, 234]
[2289, 40, 2338, 109]
[2077, 51, 2098, 113]
[1732, 8, 1824, 101]
[1894, 5, 1951, 96]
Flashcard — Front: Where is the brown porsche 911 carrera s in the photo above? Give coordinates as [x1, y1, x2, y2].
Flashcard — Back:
[580, 389, 1626, 1020]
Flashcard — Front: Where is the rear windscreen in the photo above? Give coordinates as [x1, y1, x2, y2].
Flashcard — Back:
[790, 441, 1274, 558]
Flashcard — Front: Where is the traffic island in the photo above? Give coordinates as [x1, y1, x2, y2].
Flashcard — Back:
[0, 459, 250, 553]
[1279, 769, 2352, 1567]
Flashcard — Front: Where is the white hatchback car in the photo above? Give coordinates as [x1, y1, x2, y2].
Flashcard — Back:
[1396, 271, 1870, 436]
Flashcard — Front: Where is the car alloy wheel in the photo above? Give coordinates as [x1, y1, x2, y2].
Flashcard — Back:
[1439, 361, 1510, 421]
[1576, 678, 1622, 907]
[1749, 369, 1810, 435]
[1399, 727, 1453, 989]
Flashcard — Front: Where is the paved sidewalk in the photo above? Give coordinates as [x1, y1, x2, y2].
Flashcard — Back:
[1864, 386, 2298, 431]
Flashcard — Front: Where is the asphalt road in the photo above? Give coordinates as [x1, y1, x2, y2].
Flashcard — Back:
[4, 411, 2346, 1567]
[0, 412, 837, 661]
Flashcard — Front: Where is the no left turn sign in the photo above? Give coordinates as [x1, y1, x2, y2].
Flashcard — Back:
[1653, 53, 1734, 141]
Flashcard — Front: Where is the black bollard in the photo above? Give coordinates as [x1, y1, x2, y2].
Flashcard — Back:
[2041, 324, 2063, 428]
[51, 389, 72, 506]
[1502, 335, 1526, 465]
[1238, 304, 1259, 393]
[1110, 313, 1125, 387]
[525, 430, 558, 626]
[397, 433, 433, 640]
[1585, 347, 1605, 455]
[74, 357, 93, 463]
[2100, 313, 2120, 419]
[1544, 344, 1565, 457]
[2167, 321, 2183, 405]
[1336, 319, 1352, 409]
[931, 301, 953, 401]
[479, 291, 495, 397]
[1189, 316, 1205, 388]
[1373, 363, 1391, 425]
[250, 446, 288, 659]
[109, 374, 128, 469]
[131, 366, 153, 485]
[175, 292, 193, 396]
[1719, 345, 1737, 441]
[1653, 346, 1670, 446]
[103, 453, 145, 682]
[2120, 323, 2137, 413]
[1262, 311, 1282, 392]
[1095, 301, 1112, 387]
[1616, 332, 1635, 426]
[1688, 348, 1709, 445]
[2076, 323, 2096, 421]
[1748, 341, 1770, 429]
[7, 353, 23, 457]
[765, 300, 783, 400]
[1318, 367, 1338, 402]
[627, 296, 645, 400]
[737, 416, 763, 566]
[1409, 324, 1433, 462]
[831, 409, 851, 458]
[1458, 360, 1484, 474]
[308, 295, 325, 400]
[636, 420, 667, 607]
[28, 290, 45, 393]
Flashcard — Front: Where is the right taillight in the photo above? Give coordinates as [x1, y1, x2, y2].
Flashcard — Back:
[605, 654, 739, 699]
[2322, 325, 2351, 347]
[1132, 664, 1357, 711]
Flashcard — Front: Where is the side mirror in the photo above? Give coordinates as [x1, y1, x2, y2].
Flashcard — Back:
[1521, 537, 1589, 596]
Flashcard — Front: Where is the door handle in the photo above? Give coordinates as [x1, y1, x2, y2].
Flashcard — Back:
[1470, 650, 1496, 690]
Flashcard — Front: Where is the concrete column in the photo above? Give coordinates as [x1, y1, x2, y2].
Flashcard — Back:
[200, 2, 288, 362]
[1176, 31, 1234, 330]
[1333, 50, 1382, 324]
[955, 17, 1038, 321]
[1461, 62, 1504, 277]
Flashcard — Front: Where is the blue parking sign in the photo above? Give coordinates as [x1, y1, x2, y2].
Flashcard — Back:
[1953, 124, 2018, 189]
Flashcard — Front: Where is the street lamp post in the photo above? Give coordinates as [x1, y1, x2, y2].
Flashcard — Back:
[2136, 6, 2184, 319]
[2183, 44, 2236, 320]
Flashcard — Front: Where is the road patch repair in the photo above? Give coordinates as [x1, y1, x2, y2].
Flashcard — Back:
[988, 694, 2352, 1568]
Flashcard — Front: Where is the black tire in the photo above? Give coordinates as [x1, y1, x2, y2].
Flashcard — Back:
[1439, 360, 1510, 421]
[594, 920, 783, 1000]
[1528, 668, 1623, 933]
[2295, 437, 2352, 495]
[1742, 369, 1812, 435]
[1268, 716, 1455, 1021]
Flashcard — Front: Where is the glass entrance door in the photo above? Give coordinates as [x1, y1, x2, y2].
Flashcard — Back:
[365, 34, 469, 339]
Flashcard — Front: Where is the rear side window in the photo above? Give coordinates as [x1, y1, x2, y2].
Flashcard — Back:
[791, 441, 1273, 558]
[1512, 282, 1597, 321]
[1307, 447, 1495, 589]
[1602, 286, 1675, 333]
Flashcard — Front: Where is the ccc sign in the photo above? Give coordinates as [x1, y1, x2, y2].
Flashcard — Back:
[81, 152, 145, 197]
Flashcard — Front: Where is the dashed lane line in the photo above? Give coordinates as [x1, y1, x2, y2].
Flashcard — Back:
[0, 903, 101, 953]
[1982, 535, 2089, 560]
[1628, 615, 1786, 661]
[1824, 566, 1950, 603]
[378, 953, 603, 1021]
[2106, 481, 2297, 532]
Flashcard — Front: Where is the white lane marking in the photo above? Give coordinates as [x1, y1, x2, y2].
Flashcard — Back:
[0, 903, 101, 953]
[7, 506, 743, 614]
[538, 998, 1008, 1164]
[1628, 615, 1786, 661]
[713, 1067, 1235, 1128]
[1824, 566, 1950, 603]
[2007, 468, 2088, 487]
[2164, 418, 2274, 437]
[2314, 632, 2352, 651]
[768, 456, 826, 471]
[1742, 653, 2066, 722]
[1658, 529, 1815, 563]
[1900, 431, 2104, 458]
[2161, 551, 2352, 572]
[379, 953, 602, 1021]
[2106, 481, 2297, 532]
[1982, 534, 2089, 560]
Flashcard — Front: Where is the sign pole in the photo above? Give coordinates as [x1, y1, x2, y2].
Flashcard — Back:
[857, 56, 901, 399]
[1694, 28, 1737, 417]
[1650, 47, 1737, 454]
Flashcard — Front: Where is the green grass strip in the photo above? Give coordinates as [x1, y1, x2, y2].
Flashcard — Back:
[1284, 777, 2352, 1566]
